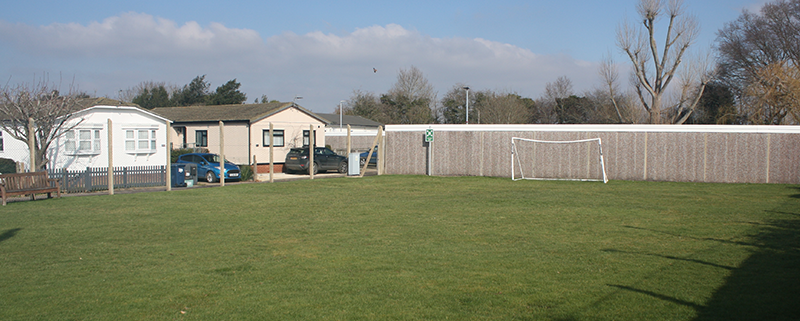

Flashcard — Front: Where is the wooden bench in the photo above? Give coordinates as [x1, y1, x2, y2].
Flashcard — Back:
[0, 172, 61, 206]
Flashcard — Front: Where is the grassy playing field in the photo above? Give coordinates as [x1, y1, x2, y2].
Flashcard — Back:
[1, 175, 798, 320]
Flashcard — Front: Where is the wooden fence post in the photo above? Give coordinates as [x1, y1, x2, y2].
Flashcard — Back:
[166, 120, 171, 191]
[269, 122, 274, 183]
[253, 155, 258, 181]
[220, 121, 225, 186]
[27, 118, 35, 172]
[108, 119, 114, 195]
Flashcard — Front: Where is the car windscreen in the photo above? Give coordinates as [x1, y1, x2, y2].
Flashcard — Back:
[202, 154, 232, 164]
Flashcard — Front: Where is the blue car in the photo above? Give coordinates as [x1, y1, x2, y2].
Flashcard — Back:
[176, 153, 240, 183]
[360, 146, 378, 166]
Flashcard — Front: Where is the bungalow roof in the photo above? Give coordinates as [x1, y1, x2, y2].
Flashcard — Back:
[151, 103, 329, 124]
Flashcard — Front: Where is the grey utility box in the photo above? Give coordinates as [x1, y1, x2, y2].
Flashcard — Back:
[348, 153, 360, 176]
[183, 163, 197, 187]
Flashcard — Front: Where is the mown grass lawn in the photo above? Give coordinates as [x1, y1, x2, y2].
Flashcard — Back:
[1, 175, 798, 320]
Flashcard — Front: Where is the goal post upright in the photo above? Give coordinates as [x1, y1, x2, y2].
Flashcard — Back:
[597, 138, 608, 183]
[511, 136, 608, 183]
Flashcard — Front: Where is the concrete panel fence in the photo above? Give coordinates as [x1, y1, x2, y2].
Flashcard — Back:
[383, 124, 800, 184]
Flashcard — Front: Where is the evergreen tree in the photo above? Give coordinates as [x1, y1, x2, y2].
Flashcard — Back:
[207, 79, 247, 105]
[171, 75, 210, 106]
[132, 85, 171, 109]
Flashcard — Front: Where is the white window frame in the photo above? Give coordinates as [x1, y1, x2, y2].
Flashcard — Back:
[65, 127, 102, 156]
[124, 127, 158, 154]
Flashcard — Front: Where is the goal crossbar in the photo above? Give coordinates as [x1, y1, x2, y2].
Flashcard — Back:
[511, 137, 608, 183]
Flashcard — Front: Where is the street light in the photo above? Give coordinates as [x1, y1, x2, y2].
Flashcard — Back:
[463, 86, 470, 124]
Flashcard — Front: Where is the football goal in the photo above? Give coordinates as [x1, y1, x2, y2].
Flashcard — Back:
[511, 137, 608, 183]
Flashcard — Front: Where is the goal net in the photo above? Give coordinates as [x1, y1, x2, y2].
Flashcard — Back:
[511, 137, 608, 183]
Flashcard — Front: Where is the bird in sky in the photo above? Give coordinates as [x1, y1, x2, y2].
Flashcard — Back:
[373, 68, 377, 73]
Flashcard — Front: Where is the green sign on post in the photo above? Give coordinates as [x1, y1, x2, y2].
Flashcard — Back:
[425, 129, 434, 142]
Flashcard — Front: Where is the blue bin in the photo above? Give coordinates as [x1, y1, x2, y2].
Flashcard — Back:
[171, 164, 187, 187]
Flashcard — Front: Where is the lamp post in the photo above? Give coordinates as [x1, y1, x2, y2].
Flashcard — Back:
[463, 86, 470, 124]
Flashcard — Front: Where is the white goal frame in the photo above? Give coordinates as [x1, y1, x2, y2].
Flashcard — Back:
[511, 137, 608, 183]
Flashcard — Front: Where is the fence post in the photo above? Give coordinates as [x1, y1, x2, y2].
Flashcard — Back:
[269, 122, 274, 183]
[220, 121, 225, 187]
[377, 126, 384, 175]
[253, 155, 258, 180]
[347, 124, 351, 156]
[166, 119, 172, 191]
[84, 167, 92, 192]
[28, 118, 36, 172]
[309, 124, 315, 180]
[108, 119, 114, 195]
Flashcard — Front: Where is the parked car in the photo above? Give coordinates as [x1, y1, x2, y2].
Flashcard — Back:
[360, 146, 378, 166]
[175, 153, 240, 183]
[285, 147, 347, 174]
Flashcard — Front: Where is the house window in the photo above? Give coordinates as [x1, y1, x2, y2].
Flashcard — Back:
[125, 129, 157, 153]
[196, 130, 208, 147]
[262, 129, 284, 147]
[66, 129, 101, 155]
[303, 130, 316, 147]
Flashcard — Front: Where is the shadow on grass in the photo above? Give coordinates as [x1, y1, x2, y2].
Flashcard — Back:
[607, 202, 800, 320]
[789, 186, 800, 199]
[601, 249, 734, 271]
[0, 228, 22, 244]
[692, 215, 800, 320]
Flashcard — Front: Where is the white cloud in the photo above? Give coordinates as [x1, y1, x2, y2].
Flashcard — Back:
[0, 13, 600, 112]
[0, 12, 262, 59]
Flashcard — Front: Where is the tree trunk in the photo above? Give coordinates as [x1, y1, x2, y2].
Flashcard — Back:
[649, 96, 662, 124]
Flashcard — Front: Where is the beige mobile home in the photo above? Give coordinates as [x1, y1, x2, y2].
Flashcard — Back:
[153, 103, 328, 172]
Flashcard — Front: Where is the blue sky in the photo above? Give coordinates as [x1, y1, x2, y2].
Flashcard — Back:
[0, 0, 767, 112]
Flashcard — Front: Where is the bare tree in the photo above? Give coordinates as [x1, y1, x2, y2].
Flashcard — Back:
[545, 76, 574, 102]
[617, 0, 707, 124]
[599, 53, 626, 123]
[344, 89, 384, 123]
[671, 51, 714, 123]
[717, 0, 800, 124]
[0, 75, 83, 170]
[536, 76, 575, 124]
[380, 66, 437, 124]
[473, 90, 533, 124]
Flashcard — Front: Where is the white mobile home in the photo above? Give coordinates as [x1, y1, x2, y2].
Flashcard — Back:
[2, 98, 171, 172]
[47, 103, 171, 171]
